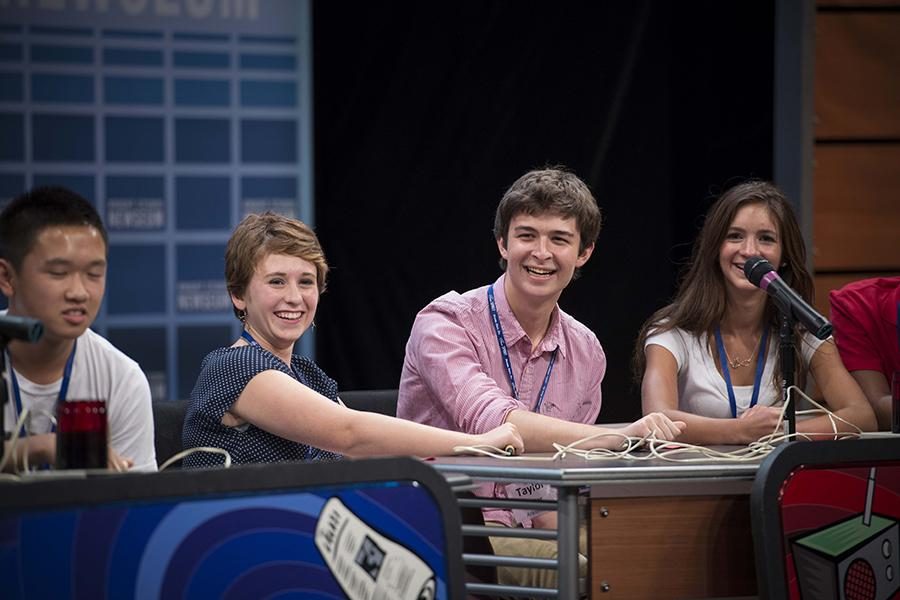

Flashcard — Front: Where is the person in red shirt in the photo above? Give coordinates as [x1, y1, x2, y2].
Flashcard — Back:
[830, 276, 900, 430]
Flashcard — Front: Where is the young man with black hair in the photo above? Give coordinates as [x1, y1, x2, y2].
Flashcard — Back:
[0, 186, 156, 472]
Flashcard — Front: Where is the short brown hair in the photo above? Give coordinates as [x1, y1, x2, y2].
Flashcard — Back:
[225, 212, 329, 320]
[493, 167, 602, 271]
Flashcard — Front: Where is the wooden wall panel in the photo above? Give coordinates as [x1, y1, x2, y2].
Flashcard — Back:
[812, 144, 900, 270]
[815, 13, 900, 139]
[814, 272, 900, 316]
[818, 1, 900, 6]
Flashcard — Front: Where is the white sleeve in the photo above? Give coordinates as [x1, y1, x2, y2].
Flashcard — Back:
[800, 331, 827, 366]
[645, 327, 687, 371]
[108, 364, 157, 472]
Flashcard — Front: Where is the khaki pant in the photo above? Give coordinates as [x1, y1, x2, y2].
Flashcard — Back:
[486, 521, 588, 591]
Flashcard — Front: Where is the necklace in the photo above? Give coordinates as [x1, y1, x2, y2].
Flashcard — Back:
[720, 333, 760, 369]
[714, 327, 770, 418]
[725, 352, 753, 369]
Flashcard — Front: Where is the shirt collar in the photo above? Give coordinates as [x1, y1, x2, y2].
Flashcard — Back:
[493, 274, 567, 358]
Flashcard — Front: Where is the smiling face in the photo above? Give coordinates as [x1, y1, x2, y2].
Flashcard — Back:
[0, 225, 107, 343]
[231, 253, 319, 361]
[497, 212, 594, 309]
[718, 202, 783, 295]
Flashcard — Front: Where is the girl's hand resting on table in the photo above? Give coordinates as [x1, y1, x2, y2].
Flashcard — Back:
[737, 405, 783, 443]
[623, 412, 686, 441]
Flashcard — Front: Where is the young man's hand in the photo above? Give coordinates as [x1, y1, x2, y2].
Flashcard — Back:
[2, 433, 55, 472]
[107, 448, 134, 472]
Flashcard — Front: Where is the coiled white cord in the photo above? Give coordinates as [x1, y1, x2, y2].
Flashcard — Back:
[452, 385, 865, 464]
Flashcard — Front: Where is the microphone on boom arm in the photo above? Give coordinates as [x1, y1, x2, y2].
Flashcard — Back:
[743, 257, 832, 340]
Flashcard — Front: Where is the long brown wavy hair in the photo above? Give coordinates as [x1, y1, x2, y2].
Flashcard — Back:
[632, 180, 815, 390]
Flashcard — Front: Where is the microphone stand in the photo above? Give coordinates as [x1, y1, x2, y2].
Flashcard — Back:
[778, 311, 797, 438]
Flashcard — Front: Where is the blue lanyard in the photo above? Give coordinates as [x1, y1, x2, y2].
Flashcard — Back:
[714, 327, 768, 418]
[7, 341, 77, 436]
[487, 285, 557, 412]
[240, 330, 258, 346]
[240, 329, 306, 384]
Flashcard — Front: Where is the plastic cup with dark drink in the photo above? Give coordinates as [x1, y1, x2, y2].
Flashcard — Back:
[56, 400, 108, 470]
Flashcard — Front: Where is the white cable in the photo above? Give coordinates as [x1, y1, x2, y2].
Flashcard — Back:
[3, 410, 233, 473]
[787, 384, 863, 439]
[159, 447, 232, 471]
[0, 408, 30, 474]
[451, 387, 866, 464]
[18, 408, 57, 474]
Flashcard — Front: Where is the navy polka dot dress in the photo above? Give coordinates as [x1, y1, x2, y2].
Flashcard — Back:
[182, 344, 343, 468]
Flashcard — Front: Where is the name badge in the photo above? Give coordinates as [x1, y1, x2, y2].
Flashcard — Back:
[504, 481, 556, 524]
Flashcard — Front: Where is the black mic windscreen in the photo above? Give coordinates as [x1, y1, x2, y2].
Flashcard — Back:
[0, 315, 44, 343]
[743, 256, 773, 286]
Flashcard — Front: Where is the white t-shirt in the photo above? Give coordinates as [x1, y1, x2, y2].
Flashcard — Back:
[645, 326, 825, 418]
[3, 327, 157, 471]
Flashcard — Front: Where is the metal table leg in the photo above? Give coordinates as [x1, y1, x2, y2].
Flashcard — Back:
[557, 486, 579, 599]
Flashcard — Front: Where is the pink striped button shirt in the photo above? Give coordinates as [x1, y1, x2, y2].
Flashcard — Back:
[398, 275, 606, 527]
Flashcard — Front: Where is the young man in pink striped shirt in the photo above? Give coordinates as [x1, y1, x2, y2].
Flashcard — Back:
[397, 167, 684, 589]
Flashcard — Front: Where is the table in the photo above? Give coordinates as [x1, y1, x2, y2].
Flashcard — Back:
[433, 450, 761, 598]
[1, 457, 468, 599]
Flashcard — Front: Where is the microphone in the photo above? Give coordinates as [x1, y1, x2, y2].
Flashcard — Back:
[0, 315, 44, 343]
[743, 257, 832, 340]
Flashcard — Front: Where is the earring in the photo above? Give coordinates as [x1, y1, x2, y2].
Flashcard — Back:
[311, 320, 316, 329]
[238, 309, 247, 323]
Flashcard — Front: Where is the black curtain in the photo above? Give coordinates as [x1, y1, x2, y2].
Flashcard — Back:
[313, 1, 774, 423]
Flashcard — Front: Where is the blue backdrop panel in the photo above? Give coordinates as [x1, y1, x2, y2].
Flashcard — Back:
[241, 175, 298, 216]
[174, 79, 230, 107]
[33, 114, 94, 161]
[103, 47, 163, 66]
[30, 25, 92, 37]
[106, 116, 165, 162]
[31, 43, 93, 64]
[0, 73, 23, 101]
[173, 49, 229, 68]
[107, 245, 167, 314]
[176, 243, 228, 313]
[175, 176, 231, 230]
[0, 114, 23, 160]
[104, 76, 164, 105]
[241, 118, 297, 162]
[102, 29, 163, 41]
[0, 1, 314, 400]
[107, 326, 168, 402]
[0, 41, 23, 61]
[0, 175, 24, 199]
[33, 174, 95, 203]
[177, 324, 233, 399]
[31, 73, 93, 103]
[240, 52, 296, 70]
[106, 176, 165, 231]
[175, 118, 230, 163]
[241, 79, 297, 107]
